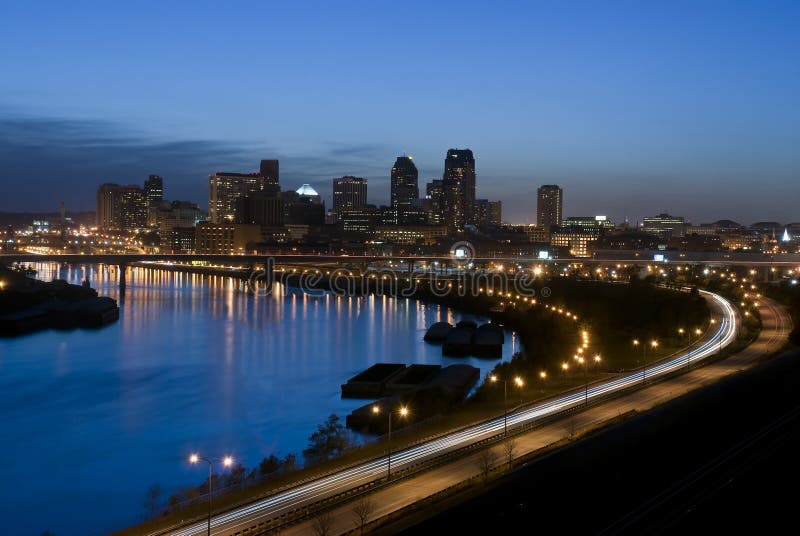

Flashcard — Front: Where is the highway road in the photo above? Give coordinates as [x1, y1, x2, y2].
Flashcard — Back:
[282, 294, 790, 536]
[158, 289, 743, 536]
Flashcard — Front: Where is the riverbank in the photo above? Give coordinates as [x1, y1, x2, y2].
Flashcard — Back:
[3, 261, 520, 536]
[0, 263, 119, 336]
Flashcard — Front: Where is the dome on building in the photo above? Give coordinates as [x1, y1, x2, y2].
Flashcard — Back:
[296, 184, 319, 197]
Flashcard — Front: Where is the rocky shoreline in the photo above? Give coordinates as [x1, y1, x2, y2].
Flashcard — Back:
[0, 264, 119, 336]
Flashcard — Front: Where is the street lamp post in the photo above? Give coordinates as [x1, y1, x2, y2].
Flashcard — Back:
[589, 354, 601, 404]
[490, 374, 523, 437]
[633, 339, 658, 383]
[372, 404, 408, 481]
[576, 356, 588, 404]
[189, 453, 234, 536]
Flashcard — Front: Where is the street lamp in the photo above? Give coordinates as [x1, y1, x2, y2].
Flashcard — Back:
[632, 339, 658, 382]
[709, 318, 723, 355]
[372, 404, 409, 481]
[189, 453, 234, 536]
[592, 355, 602, 401]
[576, 356, 588, 404]
[490, 374, 523, 437]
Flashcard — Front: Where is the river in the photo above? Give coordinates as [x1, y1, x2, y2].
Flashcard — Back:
[0, 263, 517, 536]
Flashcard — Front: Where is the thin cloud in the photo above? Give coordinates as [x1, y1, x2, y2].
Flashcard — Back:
[0, 112, 392, 211]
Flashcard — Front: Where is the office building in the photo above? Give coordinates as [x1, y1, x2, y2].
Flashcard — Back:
[236, 192, 284, 227]
[550, 228, 602, 258]
[523, 225, 549, 243]
[209, 172, 268, 223]
[424, 179, 445, 226]
[283, 185, 325, 226]
[474, 199, 502, 227]
[96, 183, 147, 231]
[537, 185, 563, 237]
[158, 201, 202, 253]
[165, 227, 196, 254]
[374, 225, 448, 245]
[195, 222, 262, 254]
[562, 215, 615, 231]
[159, 201, 202, 234]
[332, 176, 367, 214]
[390, 156, 419, 210]
[259, 159, 280, 189]
[441, 177, 466, 233]
[340, 205, 380, 235]
[442, 149, 476, 230]
[143, 175, 163, 226]
[642, 213, 686, 239]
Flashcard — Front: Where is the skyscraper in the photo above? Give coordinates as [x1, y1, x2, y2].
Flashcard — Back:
[442, 179, 465, 233]
[537, 185, 563, 236]
[96, 183, 148, 231]
[474, 199, 502, 227]
[425, 179, 445, 226]
[259, 159, 280, 190]
[390, 156, 419, 210]
[209, 172, 268, 223]
[442, 149, 476, 231]
[332, 176, 367, 214]
[236, 191, 284, 227]
[143, 174, 163, 226]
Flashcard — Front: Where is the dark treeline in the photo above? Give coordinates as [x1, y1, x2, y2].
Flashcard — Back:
[543, 277, 709, 353]
[145, 415, 354, 521]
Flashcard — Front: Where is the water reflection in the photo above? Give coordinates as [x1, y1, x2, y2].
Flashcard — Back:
[0, 262, 519, 536]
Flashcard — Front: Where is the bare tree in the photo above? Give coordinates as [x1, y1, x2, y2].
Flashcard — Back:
[312, 510, 335, 536]
[143, 483, 161, 519]
[475, 448, 497, 482]
[351, 496, 377, 535]
[502, 438, 517, 467]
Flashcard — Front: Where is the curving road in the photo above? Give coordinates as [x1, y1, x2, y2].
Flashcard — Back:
[164, 289, 740, 536]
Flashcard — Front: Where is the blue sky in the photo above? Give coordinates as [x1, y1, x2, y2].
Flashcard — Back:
[1, 1, 798, 224]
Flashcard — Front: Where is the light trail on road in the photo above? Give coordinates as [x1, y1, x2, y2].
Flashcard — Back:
[166, 289, 738, 536]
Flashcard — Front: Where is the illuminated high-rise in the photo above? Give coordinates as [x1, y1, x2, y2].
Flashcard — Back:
[537, 185, 563, 236]
[209, 172, 268, 223]
[96, 183, 148, 231]
[442, 149, 476, 231]
[390, 156, 419, 210]
[332, 176, 367, 214]
[144, 174, 163, 226]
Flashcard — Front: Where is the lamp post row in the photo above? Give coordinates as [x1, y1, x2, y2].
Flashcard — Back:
[183, 321, 717, 535]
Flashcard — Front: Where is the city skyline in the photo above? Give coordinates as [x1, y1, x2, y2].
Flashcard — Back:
[1, 2, 798, 224]
[4, 3, 800, 535]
